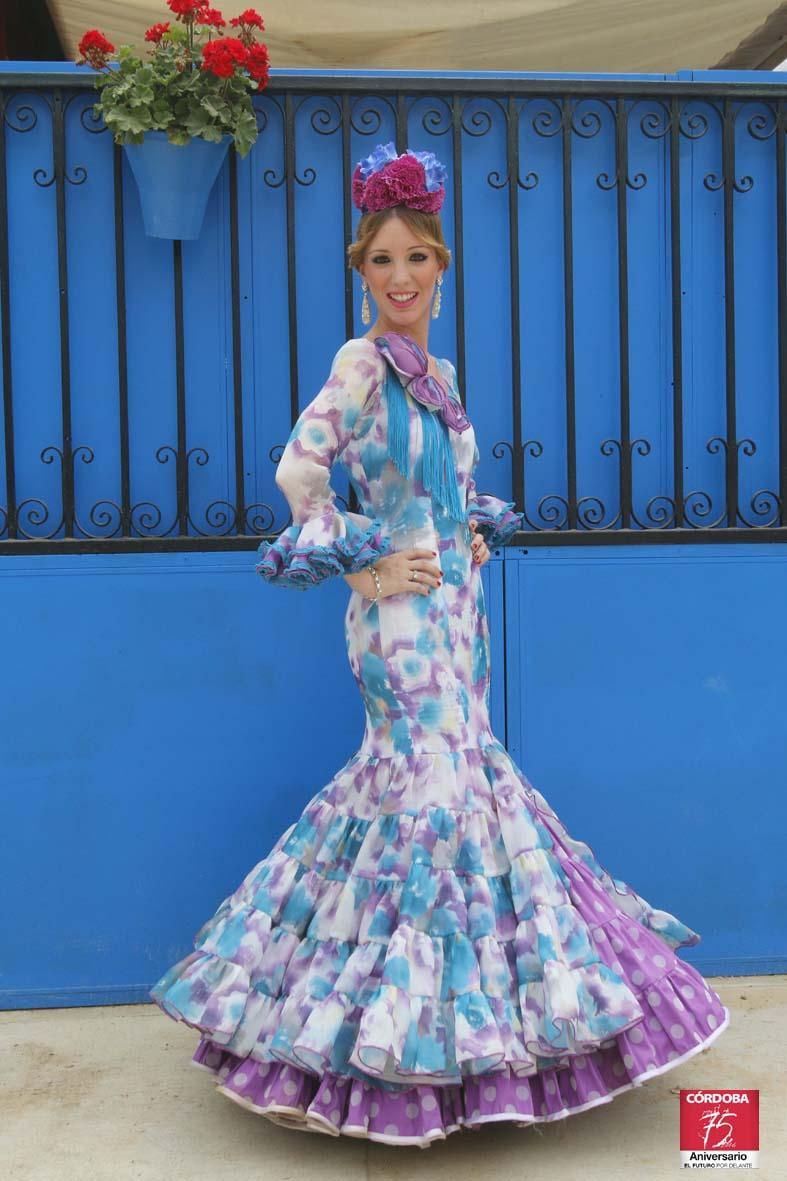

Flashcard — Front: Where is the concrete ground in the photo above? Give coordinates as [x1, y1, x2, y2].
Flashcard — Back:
[1, 974, 783, 1181]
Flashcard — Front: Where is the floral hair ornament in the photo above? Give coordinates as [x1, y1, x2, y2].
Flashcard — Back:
[352, 142, 448, 214]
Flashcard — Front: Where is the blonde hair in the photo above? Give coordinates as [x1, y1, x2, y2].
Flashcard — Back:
[347, 207, 452, 272]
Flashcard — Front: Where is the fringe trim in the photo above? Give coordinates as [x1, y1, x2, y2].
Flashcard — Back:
[383, 370, 466, 524]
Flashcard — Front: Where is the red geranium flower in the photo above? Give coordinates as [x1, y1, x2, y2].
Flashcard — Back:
[245, 42, 269, 84]
[196, 7, 226, 28]
[230, 8, 265, 31]
[200, 36, 249, 78]
[167, 0, 209, 20]
[76, 29, 115, 68]
[144, 22, 171, 43]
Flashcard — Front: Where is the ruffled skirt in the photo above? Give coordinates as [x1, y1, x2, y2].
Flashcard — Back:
[149, 739, 730, 1147]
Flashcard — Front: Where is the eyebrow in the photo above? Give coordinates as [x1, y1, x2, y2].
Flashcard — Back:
[369, 244, 430, 252]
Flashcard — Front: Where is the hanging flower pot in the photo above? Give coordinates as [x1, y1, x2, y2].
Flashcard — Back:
[123, 129, 232, 240]
[76, 2, 270, 241]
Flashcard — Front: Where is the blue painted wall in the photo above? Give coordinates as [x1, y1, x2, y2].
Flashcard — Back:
[0, 550, 507, 1007]
[504, 542, 787, 981]
[3, 538, 783, 1007]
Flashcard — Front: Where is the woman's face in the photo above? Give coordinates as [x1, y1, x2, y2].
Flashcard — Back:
[358, 213, 443, 336]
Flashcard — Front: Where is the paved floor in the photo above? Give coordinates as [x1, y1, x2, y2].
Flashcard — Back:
[1, 974, 783, 1181]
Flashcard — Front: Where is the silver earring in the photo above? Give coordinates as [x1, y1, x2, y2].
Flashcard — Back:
[361, 278, 371, 326]
[431, 274, 443, 320]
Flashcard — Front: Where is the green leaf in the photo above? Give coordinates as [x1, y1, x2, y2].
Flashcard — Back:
[166, 128, 193, 146]
[151, 101, 173, 124]
[117, 46, 141, 64]
[119, 130, 146, 146]
[104, 78, 132, 99]
[182, 107, 212, 135]
[232, 111, 259, 157]
[233, 132, 253, 159]
[105, 109, 151, 135]
[199, 126, 227, 144]
[128, 86, 155, 108]
[200, 95, 230, 120]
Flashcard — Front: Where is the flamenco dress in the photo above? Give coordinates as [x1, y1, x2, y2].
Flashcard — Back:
[149, 334, 730, 1147]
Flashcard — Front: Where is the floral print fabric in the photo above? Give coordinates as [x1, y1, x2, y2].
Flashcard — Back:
[150, 337, 729, 1146]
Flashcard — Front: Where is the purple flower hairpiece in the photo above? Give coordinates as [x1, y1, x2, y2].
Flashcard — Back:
[352, 141, 448, 215]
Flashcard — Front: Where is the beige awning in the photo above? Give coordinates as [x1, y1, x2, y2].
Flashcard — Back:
[48, 0, 785, 74]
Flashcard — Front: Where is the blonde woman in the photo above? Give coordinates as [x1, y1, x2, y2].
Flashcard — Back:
[150, 142, 730, 1147]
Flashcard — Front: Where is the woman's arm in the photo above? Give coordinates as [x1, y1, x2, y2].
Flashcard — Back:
[255, 339, 392, 590]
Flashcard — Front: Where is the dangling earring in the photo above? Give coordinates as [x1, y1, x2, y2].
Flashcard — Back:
[431, 273, 443, 320]
[361, 278, 371, 326]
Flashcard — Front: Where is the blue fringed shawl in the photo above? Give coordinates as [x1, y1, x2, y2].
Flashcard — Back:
[382, 368, 467, 524]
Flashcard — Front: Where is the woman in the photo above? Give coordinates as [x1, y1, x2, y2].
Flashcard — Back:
[149, 143, 730, 1147]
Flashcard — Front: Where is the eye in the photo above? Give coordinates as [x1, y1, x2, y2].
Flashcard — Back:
[368, 252, 429, 264]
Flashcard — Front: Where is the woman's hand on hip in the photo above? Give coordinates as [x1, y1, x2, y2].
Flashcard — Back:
[469, 519, 490, 568]
[344, 548, 443, 598]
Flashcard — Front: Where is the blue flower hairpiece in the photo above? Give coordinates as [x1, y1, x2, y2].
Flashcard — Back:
[356, 142, 398, 182]
[409, 149, 448, 193]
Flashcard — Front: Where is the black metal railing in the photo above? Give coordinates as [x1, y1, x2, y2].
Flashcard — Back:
[1, 71, 787, 552]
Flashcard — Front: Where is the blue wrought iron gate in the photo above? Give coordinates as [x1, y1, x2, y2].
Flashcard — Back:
[1, 63, 785, 1008]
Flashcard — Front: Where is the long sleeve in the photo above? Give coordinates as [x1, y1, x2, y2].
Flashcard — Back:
[255, 339, 393, 590]
[465, 438, 524, 547]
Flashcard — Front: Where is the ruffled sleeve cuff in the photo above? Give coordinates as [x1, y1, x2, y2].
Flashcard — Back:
[255, 508, 393, 590]
[467, 493, 524, 549]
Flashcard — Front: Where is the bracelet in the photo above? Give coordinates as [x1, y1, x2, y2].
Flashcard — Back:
[366, 564, 382, 603]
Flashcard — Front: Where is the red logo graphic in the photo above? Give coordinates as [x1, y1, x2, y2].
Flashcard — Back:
[680, 1089, 759, 1169]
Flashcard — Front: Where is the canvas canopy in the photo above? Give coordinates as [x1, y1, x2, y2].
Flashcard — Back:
[48, 0, 785, 74]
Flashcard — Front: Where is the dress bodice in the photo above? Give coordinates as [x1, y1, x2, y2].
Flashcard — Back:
[255, 336, 524, 757]
[255, 337, 521, 590]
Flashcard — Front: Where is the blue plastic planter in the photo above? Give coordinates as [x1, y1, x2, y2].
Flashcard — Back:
[123, 130, 232, 240]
